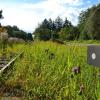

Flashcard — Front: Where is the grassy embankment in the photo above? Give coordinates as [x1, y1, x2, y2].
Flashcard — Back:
[0, 41, 100, 99]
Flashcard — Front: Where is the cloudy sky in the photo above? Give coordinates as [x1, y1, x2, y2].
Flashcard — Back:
[0, 0, 99, 33]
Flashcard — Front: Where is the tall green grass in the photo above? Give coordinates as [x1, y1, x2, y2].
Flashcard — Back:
[1, 41, 100, 99]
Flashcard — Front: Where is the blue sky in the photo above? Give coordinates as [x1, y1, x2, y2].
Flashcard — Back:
[0, 0, 100, 33]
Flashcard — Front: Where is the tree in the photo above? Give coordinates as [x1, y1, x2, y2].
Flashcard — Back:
[59, 26, 79, 40]
[54, 16, 63, 32]
[59, 17, 80, 40]
[78, 5, 97, 40]
[14, 30, 27, 40]
[34, 19, 52, 40]
[84, 5, 100, 40]
[48, 18, 55, 31]
[5, 25, 29, 40]
[0, 10, 3, 19]
[42, 19, 50, 29]
[63, 17, 72, 28]
[34, 27, 51, 40]
[27, 33, 33, 41]
[0, 10, 3, 27]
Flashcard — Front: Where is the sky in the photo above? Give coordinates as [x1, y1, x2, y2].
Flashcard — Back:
[0, 0, 100, 33]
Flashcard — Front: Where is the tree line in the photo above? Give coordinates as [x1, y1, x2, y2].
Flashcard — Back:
[33, 3, 100, 41]
[4, 25, 33, 41]
[0, 10, 33, 41]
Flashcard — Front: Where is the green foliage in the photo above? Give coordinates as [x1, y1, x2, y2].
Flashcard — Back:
[0, 10, 3, 19]
[54, 16, 63, 32]
[5, 25, 27, 40]
[78, 4, 100, 40]
[34, 19, 52, 40]
[63, 17, 72, 28]
[1, 41, 100, 99]
[5, 25, 33, 41]
[34, 17, 80, 41]
[27, 33, 33, 41]
[34, 26, 51, 41]
[33, 3, 100, 41]
[59, 26, 79, 41]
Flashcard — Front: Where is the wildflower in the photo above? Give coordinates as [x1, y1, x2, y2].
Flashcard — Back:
[72, 66, 80, 75]
[49, 53, 55, 60]
[78, 84, 84, 95]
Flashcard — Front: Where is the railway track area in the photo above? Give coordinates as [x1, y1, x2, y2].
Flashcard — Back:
[0, 51, 24, 74]
[0, 50, 24, 98]
[0, 58, 9, 70]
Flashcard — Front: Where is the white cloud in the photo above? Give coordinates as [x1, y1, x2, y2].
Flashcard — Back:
[22, 0, 83, 25]
[0, 0, 86, 32]
[0, 4, 37, 32]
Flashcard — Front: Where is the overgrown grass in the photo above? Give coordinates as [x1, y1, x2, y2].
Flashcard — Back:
[66, 40, 100, 44]
[1, 41, 100, 99]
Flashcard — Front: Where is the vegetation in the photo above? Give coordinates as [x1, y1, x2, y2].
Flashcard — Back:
[34, 17, 78, 41]
[78, 4, 100, 40]
[33, 3, 100, 41]
[1, 2, 100, 100]
[0, 10, 33, 42]
[5, 25, 33, 41]
[0, 41, 100, 99]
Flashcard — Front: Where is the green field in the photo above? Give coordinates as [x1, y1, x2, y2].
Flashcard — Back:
[0, 41, 100, 100]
